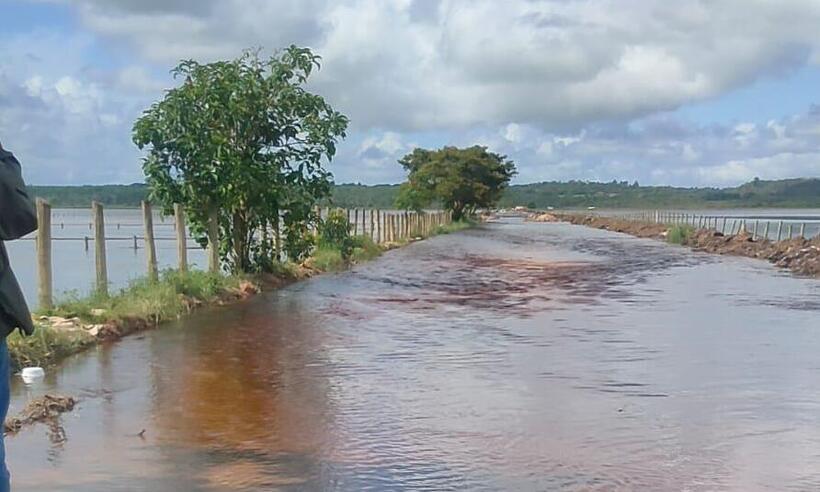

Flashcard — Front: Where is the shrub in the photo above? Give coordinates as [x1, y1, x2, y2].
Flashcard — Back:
[434, 219, 474, 235]
[667, 225, 694, 245]
[318, 209, 355, 259]
[350, 235, 382, 262]
[310, 246, 346, 272]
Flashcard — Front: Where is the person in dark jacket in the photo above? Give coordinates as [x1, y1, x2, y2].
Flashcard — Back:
[0, 140, 38, 492]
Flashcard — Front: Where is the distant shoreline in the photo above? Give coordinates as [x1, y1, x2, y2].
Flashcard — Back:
[29, 177, 820, 209]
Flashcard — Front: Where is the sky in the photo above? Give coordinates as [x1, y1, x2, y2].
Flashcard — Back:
[2, 0, 820, 187]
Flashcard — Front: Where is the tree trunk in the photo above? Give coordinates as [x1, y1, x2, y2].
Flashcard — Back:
[452, 203, 465, 222]
[273, 211, 282, 263]
[232, 209, 250, 273]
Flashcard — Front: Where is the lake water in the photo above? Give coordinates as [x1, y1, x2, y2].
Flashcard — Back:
[6, 218, 820, 491]
[6, 208, 208, 307]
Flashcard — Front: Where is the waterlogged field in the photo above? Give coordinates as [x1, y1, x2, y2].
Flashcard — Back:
[7, 218, 820, 491]
[6, 209, 208, 307]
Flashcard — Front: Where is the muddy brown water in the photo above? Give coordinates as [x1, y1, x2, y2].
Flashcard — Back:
[6, 219, 820, 491]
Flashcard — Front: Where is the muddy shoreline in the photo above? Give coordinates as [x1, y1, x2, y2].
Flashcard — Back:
[557, 213, 820, 278]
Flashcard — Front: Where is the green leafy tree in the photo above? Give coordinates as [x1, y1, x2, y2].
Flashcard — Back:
[133, 47, 348, 273]
[395, 146, 516, 220]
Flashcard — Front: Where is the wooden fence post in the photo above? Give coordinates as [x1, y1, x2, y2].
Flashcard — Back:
[142, 201, 158, 282]
[207, 207, 220, 274]
[92, 201, 108, 296]
[800, 223, 806, 238]
[375, 210, 381, 243]
[763, 221, 770, 241]
[36, 199, 53, 310]
[370, 209, 375, 240]
[777, 221, 783, 241]
[174, 203, 188, 273]
[354, 209, 359, 235]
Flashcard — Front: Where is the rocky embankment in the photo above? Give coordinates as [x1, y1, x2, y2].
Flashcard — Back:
[559, 214, 820, 278]
[525, 212, 560, 223]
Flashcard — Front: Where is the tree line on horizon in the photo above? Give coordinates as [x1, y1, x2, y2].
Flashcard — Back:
[30, 176, 820, 210]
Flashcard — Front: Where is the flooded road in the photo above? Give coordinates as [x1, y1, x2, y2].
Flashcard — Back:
[7, 219, 820, 491]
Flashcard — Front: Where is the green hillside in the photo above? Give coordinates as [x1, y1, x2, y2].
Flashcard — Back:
[29, 178, 820, 209]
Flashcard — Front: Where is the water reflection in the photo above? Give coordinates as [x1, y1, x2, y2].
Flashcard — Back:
[6, 219, 820, 490]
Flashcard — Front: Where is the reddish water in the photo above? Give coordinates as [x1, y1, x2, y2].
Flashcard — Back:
[7, 219, 820, 491]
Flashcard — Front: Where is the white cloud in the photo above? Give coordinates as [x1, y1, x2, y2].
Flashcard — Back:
[503, 124, 523, 144]
[464, 110, 820, 186]
[0, 32, 145, 184]
[54, 0, 820, 132]
[5, 0, 820, 186]
[115, 66, 167, 94]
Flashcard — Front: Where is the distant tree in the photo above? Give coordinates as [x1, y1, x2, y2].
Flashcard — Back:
[395, 146, 516, 220]
[133, 47, 348, 273]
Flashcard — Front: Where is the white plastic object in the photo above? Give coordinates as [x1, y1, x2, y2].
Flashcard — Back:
[21, 367, 45, 383]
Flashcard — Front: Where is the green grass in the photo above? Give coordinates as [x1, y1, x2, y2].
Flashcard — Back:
[311, 235, 385, 271]
[8, 270, 247, 371]
[40, 269, 244, 324]
[310, 246, 347, 272]
[433, 219, 475, 235]
[7, 327, 95, 372]
[667, 225, 694, 245]
[350, 235, 382, 263]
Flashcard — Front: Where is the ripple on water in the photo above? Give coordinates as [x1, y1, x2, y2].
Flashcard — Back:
[8, 219, 820, 491]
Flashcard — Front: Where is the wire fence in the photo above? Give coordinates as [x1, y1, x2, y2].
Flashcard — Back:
[29, 200, 453, 308]
[608, 210, 820, 241]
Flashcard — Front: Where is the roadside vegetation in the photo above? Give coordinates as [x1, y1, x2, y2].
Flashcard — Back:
[666, 225, 694, 245]
[7, 326, 94, 373]
[42, 270, 245, 323]
[8, 271, 248, 371]
[434, 219, 475, 235]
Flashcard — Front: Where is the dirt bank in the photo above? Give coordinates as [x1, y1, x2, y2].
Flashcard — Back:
[525, 212, 560, 223]
[559, 214, 820, 278]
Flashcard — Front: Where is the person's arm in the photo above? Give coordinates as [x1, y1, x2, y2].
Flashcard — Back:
[0, 141, 38, 240]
